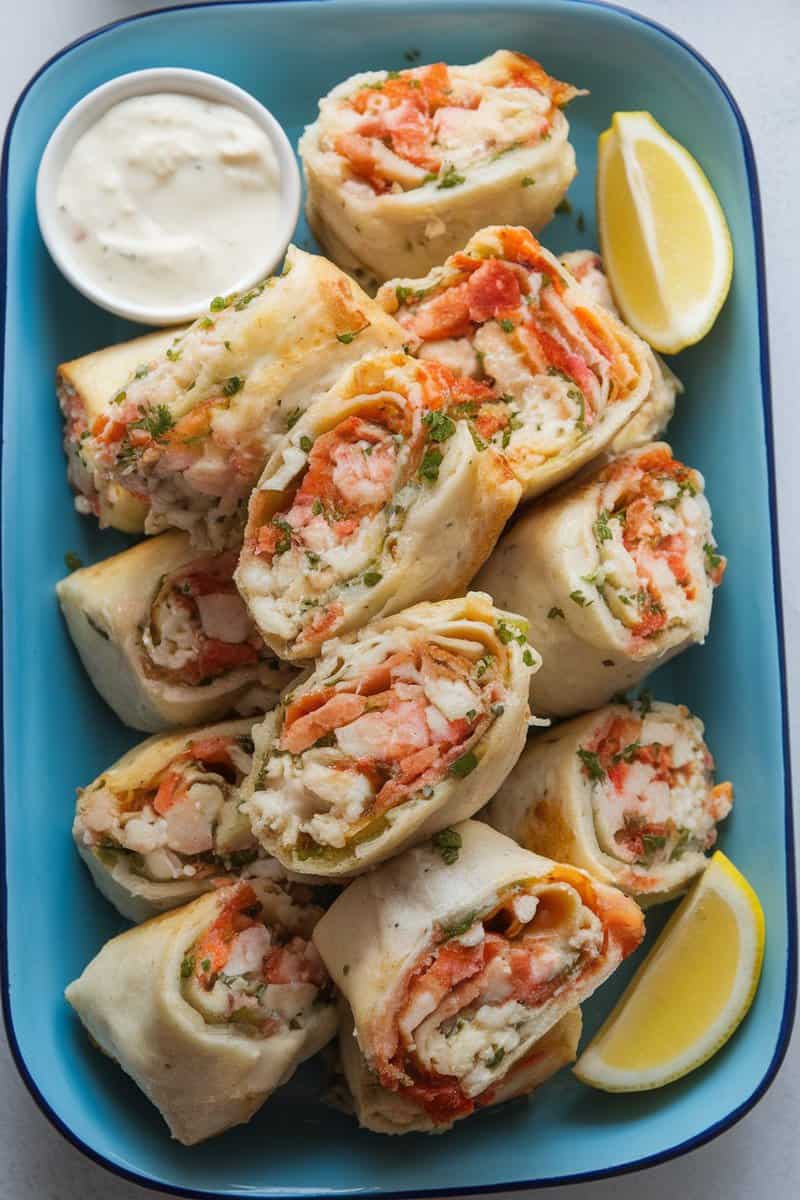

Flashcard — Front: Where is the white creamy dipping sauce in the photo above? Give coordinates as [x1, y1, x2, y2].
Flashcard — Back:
[55, 93, 282, 311]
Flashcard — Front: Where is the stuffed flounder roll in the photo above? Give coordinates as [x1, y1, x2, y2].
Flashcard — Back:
[66, 878, 337, 1144]
[58, 327, 180, 533]
[378, 227, 652, 499]
[488, 699, 733, 905]
[57, 531, 295, 732]
[313, 821, 643, 1130]
[559, 249, 682, 454]
[300, 52, 583, 287]
[77, 247, 405, 549]
[240, 594, 539, 877]
[235, 353, 521, 661]
[73, 718, 268, 921]
[473, 443, 725, 716]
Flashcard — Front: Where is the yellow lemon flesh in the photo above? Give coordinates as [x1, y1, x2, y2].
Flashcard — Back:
[597, 111, 733, 354]
[574, 851, 764, 1092]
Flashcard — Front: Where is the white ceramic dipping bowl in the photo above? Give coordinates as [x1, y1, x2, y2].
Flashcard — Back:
[36, 67, 301, 326]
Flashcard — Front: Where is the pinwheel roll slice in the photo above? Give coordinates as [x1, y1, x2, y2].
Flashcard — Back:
[378, 226, 652, 499]
[73, 718, 275, 921]
[58, 327, 181, 533]
[336, 1000, 581, 1134]
[559, 249, 682, 454]
[300, 52, 582, 288]
[488, 699, 734, 905]
[313, 820, 643, 1130]
[57, 531, 296, 732]
[78, 246, 405, 549]
[240, 594, 539, 877]
[65, 878, 337, 1144]
[235, 353, 521, 661]
[473, 442, 725, 716]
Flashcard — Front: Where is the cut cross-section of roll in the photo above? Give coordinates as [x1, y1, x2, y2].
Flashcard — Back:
[378, 227, 652, 500]
[300, 52, 583, 288]
[559, 249, 682, 454]
[313, 820, 643, 1130]
[240, 594, 539, 877]
[488, 699, 734, 905]
[65, 878, 337, 1144]
[473, 442, 725, 716]
[72, 717, 280, 922]
[335, 998, 581, 1134]
[57, 531, 296, 732]
[79, 246, 405, 549]
[235, 352, 521, 660]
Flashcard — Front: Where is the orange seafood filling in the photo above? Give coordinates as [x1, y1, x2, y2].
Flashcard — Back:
[592, 447, 725, 645]
[374, 871, 643, 1124]
[141, 551, 267, 687]
[334, 56, 578, 194]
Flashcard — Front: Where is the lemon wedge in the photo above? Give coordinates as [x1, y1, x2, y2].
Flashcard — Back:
[574, 852, 764, 1092]
[596, 111, 733, 354]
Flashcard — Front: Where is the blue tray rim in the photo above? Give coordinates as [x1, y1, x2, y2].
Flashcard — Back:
[0, 0, 795, 1196]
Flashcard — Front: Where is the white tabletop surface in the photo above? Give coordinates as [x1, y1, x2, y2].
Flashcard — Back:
[1, 1, 798, 1197]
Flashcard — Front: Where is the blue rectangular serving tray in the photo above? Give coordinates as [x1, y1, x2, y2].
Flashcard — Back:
[1, 1, 795, 1196]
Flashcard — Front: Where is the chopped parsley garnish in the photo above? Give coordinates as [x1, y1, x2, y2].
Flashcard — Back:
[612, 741, 641, 764]
[201, 958, 211, 973]
[594, 509, 613, 543]
[395, 284, 414, 304]
[404, 47, 421, 63]
[569, 589, 592, 607]
[134, 363, 150, 379]
[523, 648, 535, 666]
[180, 955, 195, 979]
[450, 751, 478, 778]
[499, 318, 516, 333]
[112, 389, 126, 405]
[299, 435, 313, 453]
[131, 404, 174, 441]
[704, 543, 722, 570]
[432, 827, 462, 865]
[521, 176, 535, 187]
[166, 347, 182, 362]
[441, 910, 478, 940]
[641, 833, 668, 863]
[224, 340, 232, 351]
[64, 551, 83, 572]
[547, 606, 565, 620]
[271, 516, 293, 555]
[437, 164, 466, 189]
[336, 326, 366, 344]
[210, 295, 226, 312]
[495, 619, 526, 645]
[468, 424, 487, 451]
[487, 1046, 506, 1069]
[312, 497, 324, 516]
[198, 317, 213, 330]
[419, 447, 443, 481]
[363, 571, 383, 587]
[286, 408, 302, 429]
[222, 375, 244, 397]
[306, 551, 320, 568]
[475, 654, 493, 678]
[422, 410, 456, 442]
[637, 690, 653, 717]
[670, 828, 691, 861]
[577, 748, 605, 782]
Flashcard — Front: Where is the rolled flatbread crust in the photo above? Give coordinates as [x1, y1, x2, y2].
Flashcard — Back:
[240, 593, 539, 876]
[235, 351, 521, 660]
[57, 531, 296, 732]
[313, 820, 642, 1129]
[300, 52, 582, 288]
[79, 247, 405, 549]
[473, 443, 725, 716]
[378, 227, 653, 501]
[488, 699, 734, 905]
[65, 878, 338, 1145]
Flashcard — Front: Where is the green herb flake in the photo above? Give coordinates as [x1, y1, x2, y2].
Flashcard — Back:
[363, 571, 383, 587]
[432, 827, 462, 865]
[180, 955, 195, 979]
[521, 176, 536, 187]
[547, 606, 565, 620]
[336, 327, 366, 344]
[112, 389, 126, 406]
[198, 317, 213, 330]
[64, 551, 83, 573]
[422, 410, 456, 442]
[419, 447, 443, 482]
[224, 340, 232, 351]
[286, 407, 302, 429]
[201, 957, 211, 972]
[594, 509, 613, 543]
[522, 648, 535, 666]
[210, 295, 226, 312]
[396, 284, 414, 304]
[299, 435, 313, 453]
[306, 551, 321, 568]
[499, 318, 516, 333]
[166, 347, 182, 362]
[704, 542, 723, 570]
[487, 1046, 506, 1069]
[450, 751, 478, 778]
[570, 589, 592, 607]
[637, 690, 653, 717]
[222, 375, 244, 397]
[312, 498, 324, 516]
[577, 748, 605, 782]
[436, 164, 466, 189]
[271, 516, 293, 555]
[442, 910, 478, 940]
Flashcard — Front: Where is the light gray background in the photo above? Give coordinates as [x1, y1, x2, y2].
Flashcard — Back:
[1, 1, 797, 1197]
